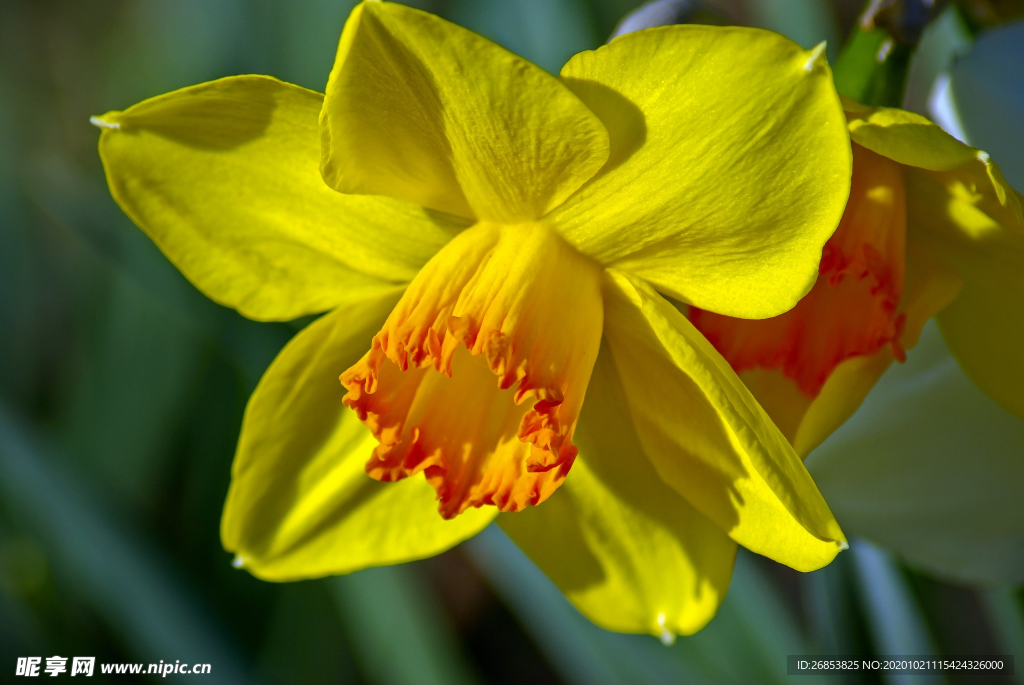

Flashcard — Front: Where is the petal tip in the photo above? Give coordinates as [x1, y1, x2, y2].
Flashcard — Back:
[657, 612, 677, 646]
[803, 41, 827, 72]
[89, 114, 120, 130]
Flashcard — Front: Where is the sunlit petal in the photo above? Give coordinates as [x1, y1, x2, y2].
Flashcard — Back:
[551, 26, 851, 318]
[500, 345, 736, 638]
[602, 270, 845, 571]
[320, 2, 609, 222]
[222, 292, 494, 579]
[95, 75, 465, 321]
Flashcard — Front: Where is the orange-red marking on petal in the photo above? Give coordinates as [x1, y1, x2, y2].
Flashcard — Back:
[691, 143, 907, 397]
[341, 221, 603, 518]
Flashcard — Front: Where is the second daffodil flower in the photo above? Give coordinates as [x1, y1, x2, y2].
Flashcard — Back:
[691, 98, 1024, 457]
[93, 2, 852, 638]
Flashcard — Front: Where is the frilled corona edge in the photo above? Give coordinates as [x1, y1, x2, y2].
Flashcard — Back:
[341, 221, 604, 518]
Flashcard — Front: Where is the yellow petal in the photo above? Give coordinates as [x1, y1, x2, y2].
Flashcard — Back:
[735, 369, 813, 446]
[847, 104, 1022, 225]
[95, 75, 467, 322]
[320, 2, 609, 223]
[222, 291, 494, 580]
[906, 161, 1024, 419]
[551, 27, 851, 319]
[792, 352, 894, 458]
[847, 106, 979, 171]
[601, 270, 845, 571]
[900, 236, 967, 350]
[499, 344, 736, 638]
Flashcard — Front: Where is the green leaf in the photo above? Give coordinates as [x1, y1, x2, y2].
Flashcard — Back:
[849, 540, 944, 666]
[330, 565, 482, 685]
[686, 550, 838, 685]
[257, 581, 361, 684]
[62, 269, 203, 503]
[0, 407, 250, 680]
[981, 587, 1024, 685]
[802, 554, 874, 658]
[833, 26, 912, 107]
[466, 526, 838, 685]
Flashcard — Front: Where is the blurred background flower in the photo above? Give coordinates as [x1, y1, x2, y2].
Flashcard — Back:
[1, 0, 1022, 683]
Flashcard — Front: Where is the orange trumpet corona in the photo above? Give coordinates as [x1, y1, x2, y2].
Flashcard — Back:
[341, 222, 604, 518]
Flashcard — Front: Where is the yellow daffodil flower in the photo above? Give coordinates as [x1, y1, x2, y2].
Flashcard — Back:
[691, 98, 1024, 457]
[92, 2, 852, 638]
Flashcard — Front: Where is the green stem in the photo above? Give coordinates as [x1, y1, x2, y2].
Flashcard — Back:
[832, 0, 953, 108]
[833, 26, 912, 107]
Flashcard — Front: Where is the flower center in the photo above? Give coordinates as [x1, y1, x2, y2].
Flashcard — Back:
[690, 143, 907, 397]
[341, 221, 604, 518]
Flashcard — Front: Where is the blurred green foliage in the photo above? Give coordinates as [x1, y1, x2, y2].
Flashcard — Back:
[833, 26, 914, 106]
[1, 1, 1022, 683]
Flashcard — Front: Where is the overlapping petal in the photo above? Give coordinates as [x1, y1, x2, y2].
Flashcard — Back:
[689, 142, 909, 402]
[222, 291, 495, 580]
[847, 106, 978, 171]
[903, 158, 1024, 419]
[844, 103, 1022, 223]
[320, 1, 609, 223]
[96, 75, 467, 321]
[499, 345, 736, 638]
[732, 106, 1021, 450]
[790, 353, 895, 457]
[601, 270, 845, 571]
[550, 27, 851, 319]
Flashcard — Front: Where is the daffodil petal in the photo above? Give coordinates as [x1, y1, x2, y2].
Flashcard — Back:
[320, 1, 609, 223]
[551, 27, 851, 319]
[936, 258, 1024, 420]
[905, 164, 1024, 419]
[601, 270, 846, 571]
[848, 105, 1022, 224]
[499, 344, 736, 638]
[222, 291, 495, 580]
[96, 75, 467, 322]
[736, 369, 813, 446]
[847, 107, 979, 171]
[900, 236, 967, 350]
[793, 352, 894, 458]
